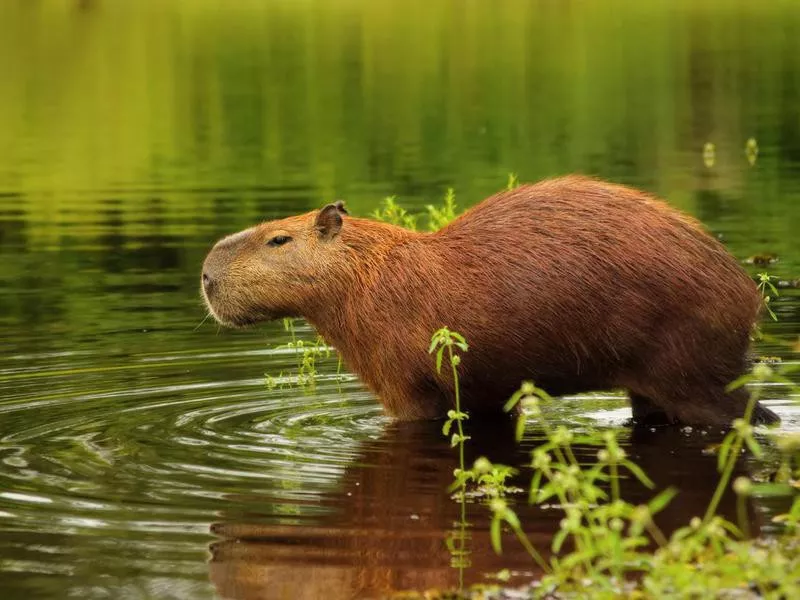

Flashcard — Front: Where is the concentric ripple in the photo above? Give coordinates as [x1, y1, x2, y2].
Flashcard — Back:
[0, 334, 386, 598]
[1, 300, 798, 600]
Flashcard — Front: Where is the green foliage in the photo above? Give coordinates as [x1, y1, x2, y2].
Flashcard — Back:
[703, 142, 716, 168]
[373, 186, 462, 231]
[265, 319, 335, 390]
[746, 137, 760, 166]
[373, 175, 519, 232]
[507, 371, 799, 597]
[429, 327, 470, 468]
[434, 328, 800, 598]
[371, 196, 419, 230]
[756, 272, 780, 321]
[426, 188, 459, 231]
[430, 327, 471, 589]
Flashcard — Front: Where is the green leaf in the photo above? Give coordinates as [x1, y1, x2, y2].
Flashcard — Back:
[719, 519, 743, 539]
[442, 419, 453, 436]
[647, 487, 678, 515]
[750, 482, 795, 497]
[435, 349, 443, 373]
[717, 432, 735, 471]
[503, 508, 521, 530]
[773, 373, 798, 385]
[529, 471, 543, 503]
[451, 331, 466, 343]
[744, 435, 763, 458]
[623, 537, 650, 551]
[623, 460, 655, 488]
[427, 336, 439, 354]
[515, 414, 526, 442]
[552, 529, 568, 553]
[503, 394, 521, 413]
[725, 374, 753, 392]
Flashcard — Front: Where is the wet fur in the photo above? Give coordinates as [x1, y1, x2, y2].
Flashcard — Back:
[202, 176, 779, 426]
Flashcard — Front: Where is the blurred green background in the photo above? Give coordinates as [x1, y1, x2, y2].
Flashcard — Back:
[0, 2, 798, 598]
[2, 0, 799, 340]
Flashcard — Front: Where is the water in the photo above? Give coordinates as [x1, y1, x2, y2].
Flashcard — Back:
[1, 1, 800, 598]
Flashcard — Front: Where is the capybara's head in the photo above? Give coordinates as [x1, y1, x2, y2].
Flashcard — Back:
[201, 202, 348, 327]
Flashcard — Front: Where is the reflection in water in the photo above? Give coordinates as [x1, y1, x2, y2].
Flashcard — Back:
[208, 420, 786, 600]
[0, 1, 799, 598]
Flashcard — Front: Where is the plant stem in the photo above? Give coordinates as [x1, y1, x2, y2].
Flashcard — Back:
[512, 524, 550, 572]
[703, 390, 759, 524]
[736, 494, 751, 539]
[458, 496, 466, 589]
[449, 344, 466, 475]
[610, 459, 620, 503]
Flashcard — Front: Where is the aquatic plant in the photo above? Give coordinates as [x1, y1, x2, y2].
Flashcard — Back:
[506, 173, 519, 190]
[426, 188, 458, 231]
[265, 319, 335, 390]
[431, 328, 800, 598]
[430, 327, 470, 467]
[703, 142, 716, 168]
[430, 327, 471, 588]
[746, 137, 759, 166]
[373, 174, 517, 232]
[756, 272, 780, 321]
[371, 195, 418, 230]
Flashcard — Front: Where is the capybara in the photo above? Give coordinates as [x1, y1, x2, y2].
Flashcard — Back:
[201, 176, 779, 427]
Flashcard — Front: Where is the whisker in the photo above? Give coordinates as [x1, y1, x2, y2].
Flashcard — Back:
[193, 312, 212, 332]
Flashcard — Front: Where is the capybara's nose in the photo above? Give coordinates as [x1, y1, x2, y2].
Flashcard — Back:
[202, 272, 214, 294]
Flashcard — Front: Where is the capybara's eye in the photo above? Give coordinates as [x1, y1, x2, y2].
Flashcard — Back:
[267, 235, 292, 247]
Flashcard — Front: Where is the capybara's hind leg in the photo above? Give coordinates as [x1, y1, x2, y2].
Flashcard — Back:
[652, 385, 779, 427]
[629, 393, 676, 426]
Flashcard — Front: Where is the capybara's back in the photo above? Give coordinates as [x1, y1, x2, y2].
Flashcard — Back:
[414, 177, 773, 425]
[201, 176, 779, 427]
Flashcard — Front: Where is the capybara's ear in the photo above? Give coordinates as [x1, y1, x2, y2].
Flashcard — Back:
[333, 200, 348, 215]
[315, 203, 344, 240]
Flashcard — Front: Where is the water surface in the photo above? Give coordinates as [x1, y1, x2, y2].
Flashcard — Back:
[1, 1, 800, 599]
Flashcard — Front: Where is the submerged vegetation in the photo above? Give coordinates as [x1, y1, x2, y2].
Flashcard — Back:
[423, 328, 800, 599]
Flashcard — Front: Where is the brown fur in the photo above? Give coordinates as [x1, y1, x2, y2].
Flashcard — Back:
[201, 176, 779, 426]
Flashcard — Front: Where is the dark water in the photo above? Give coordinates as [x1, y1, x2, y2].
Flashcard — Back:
[1, 1, 800, 599]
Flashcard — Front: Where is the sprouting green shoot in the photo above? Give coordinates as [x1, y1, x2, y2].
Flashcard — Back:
[426, 187, 458, 231]
[756, 272, 779, 321]
[429, 327, 469, 465]
[506, 172, 519, 190]
[371, 195, 418, 230]
[430, 327, 470, 589]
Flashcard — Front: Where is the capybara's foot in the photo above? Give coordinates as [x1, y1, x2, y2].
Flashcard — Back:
[629, 387, 780, 428]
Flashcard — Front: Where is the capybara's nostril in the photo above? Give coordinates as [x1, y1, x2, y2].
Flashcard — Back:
[202, 272, 213, 292]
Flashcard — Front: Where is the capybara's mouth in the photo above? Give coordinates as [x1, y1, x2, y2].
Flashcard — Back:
[200, 279, 266, 328]
[226, 313, 269, 328]
[202, 296, 277, 329]
[207, 309, 269, 329]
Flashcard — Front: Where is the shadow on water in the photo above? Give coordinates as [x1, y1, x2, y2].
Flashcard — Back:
[207, 417, 785, 600]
